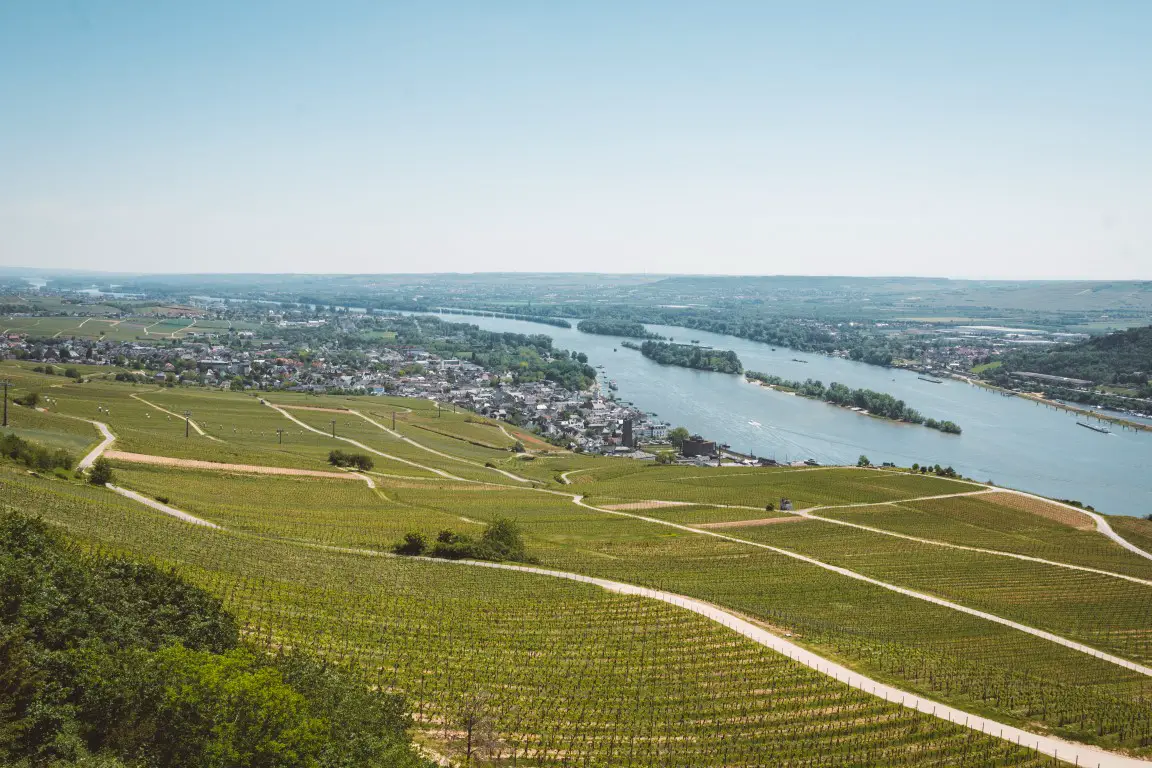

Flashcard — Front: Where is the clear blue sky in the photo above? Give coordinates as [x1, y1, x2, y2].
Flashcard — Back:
[1, 1, 1149, 278]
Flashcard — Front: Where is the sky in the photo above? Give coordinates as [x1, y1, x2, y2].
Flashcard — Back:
[1, 2, 1150, 279]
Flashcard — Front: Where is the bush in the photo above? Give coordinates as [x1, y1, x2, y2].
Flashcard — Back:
[13, 391, 40, 408]
[327, 450, 374, 471]
[88, 458, 114, 486]
[396, 518, 535, 564]
[393, 532, 427, 556]
[0, 432, 74, 471]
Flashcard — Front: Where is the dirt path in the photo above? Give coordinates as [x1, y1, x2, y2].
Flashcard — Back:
[558, 468, 588, 485]
[599, 500, 692, 511]
[570, 495, 1152, 679]
[104, 450, 377, 487]
[344, 407, 537, 485]
[77, 420, 115, 469]
[266, 402, 469, 481]
[130, 392, 223, 442]
[695, 515, 808, 529]
[792, 503, 1152, 588]
[106, 484, 219, 528]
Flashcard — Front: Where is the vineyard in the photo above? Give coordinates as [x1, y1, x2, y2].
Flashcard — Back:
[2, 366, 1151, 765]
[0, 469, 1067, 767]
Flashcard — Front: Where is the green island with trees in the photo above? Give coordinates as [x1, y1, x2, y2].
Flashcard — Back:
[745, 371, 962, 433]
[622, 341, 743, 374]
[576, 320, 664, 339]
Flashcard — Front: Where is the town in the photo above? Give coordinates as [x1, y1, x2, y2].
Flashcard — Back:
[1, 292, 700, 460]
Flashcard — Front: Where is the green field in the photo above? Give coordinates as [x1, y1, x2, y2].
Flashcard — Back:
[4, 364, 1151, 764]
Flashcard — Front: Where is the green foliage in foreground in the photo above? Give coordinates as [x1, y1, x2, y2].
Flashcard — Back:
[0, 512, 429, 768]
[746, 371, 962, 433]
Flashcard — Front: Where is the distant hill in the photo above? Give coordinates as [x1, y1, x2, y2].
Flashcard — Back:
[991, 325, 1152, 386]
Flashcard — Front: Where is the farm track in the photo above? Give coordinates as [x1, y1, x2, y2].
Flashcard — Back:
[280, 403, 538, 486]
[684, 490, 1152, 585]
[130, 391, 223, 441]
[569, 496, 1152, 678]
[97, 484, 1152, 768]
[77, 420, 114, 470]
[103, 450, 377, 487]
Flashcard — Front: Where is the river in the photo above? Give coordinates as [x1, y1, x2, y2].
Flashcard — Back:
[420, 311, 1151, 517]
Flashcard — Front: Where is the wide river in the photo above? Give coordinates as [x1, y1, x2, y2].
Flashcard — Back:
[421, 311, 1151, 517]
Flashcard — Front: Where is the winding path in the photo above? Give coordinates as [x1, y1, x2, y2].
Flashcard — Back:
[77, 420, 115, 470]
[130, 392, 223, 442]
[266, 402, 469, 481]
[688, 489, 1152, 586]
[570, 496, 1152, 678]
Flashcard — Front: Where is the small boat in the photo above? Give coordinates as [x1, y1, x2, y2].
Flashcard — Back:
[792, 358, 808, 364]
[748, 420, 761, 427]
[918, 376, 943, 384]
[1077, 422, 1111, 434]
[804, 459, 820, 467]
[608, 380, 618, 391]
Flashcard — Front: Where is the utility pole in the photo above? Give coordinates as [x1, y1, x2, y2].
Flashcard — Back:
[184, 410, 191, 438]
[330, 419, 336, 438]
[392, 411, 396, 430]
[276, 428, 285, 444]
[1, 379, 9, 428]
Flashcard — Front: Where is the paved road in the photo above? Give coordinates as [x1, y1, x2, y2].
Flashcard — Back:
[77, 420, 114, 469]
[106, 484, 219, 528]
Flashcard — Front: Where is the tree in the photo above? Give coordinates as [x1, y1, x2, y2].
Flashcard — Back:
[668, 426, 691, 450]
[857, 455, 870, 467]
[393, 532, 427, 556]
[655, 451, 674, 464]
[88, 458, 114, 486]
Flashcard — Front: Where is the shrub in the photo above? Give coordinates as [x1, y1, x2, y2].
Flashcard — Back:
[0, 432, 74, 471]
[393, 532, 427, 556]
[13, 391, 40, 408]
[327, 450, 374, 471]
[88, 458, 114, 486]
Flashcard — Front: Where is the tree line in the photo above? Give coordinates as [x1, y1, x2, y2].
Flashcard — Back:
[576, 320, 664, 339]
[633, 341, 743, 374]
[745, 371, 962, 433]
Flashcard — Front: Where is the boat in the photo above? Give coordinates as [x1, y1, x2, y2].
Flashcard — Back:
[1077, 422, 1111, 434]
[791, 358, 808, 364]
[804, 459, 820, 467]
[608, 380, 618, 391]
[918, 376, 944, 384]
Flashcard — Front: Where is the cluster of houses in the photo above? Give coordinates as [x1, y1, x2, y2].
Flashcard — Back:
[2, 321, 675, 456]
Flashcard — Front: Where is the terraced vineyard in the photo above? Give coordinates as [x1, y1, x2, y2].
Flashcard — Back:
[0, 471, 1067, 767]
[3, 365, 1151, 766]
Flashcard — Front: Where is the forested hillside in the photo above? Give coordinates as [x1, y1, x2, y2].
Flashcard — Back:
[989, 325, 1152, 388]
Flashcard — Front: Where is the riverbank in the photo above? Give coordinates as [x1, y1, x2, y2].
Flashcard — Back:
[963, 377, 1151, 433]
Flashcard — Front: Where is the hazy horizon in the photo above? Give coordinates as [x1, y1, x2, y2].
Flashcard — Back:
[2, 2, 1150, 279]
